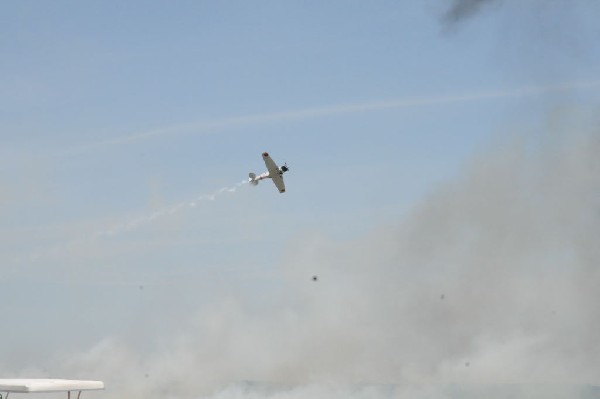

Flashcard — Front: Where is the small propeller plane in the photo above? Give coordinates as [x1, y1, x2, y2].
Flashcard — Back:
[249, 152, 289, 193]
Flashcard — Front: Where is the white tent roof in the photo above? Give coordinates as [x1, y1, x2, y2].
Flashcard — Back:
[0, 380, 104, 393]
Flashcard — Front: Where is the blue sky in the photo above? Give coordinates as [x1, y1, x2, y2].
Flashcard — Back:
[2, 1, 600, 397]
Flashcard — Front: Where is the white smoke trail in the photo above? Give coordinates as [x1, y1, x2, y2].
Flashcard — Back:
[19, 180, 248, 265]
[92, 180, 248, 239]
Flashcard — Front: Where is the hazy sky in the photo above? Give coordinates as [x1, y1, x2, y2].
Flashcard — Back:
[2, 1, 600, 398]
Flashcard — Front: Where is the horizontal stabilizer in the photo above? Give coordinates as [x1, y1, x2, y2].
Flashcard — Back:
[248, 172, 258, 186]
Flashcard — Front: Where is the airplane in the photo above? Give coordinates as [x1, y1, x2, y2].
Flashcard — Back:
[0, 379, 104, 399]
[248, 152, 289, 193]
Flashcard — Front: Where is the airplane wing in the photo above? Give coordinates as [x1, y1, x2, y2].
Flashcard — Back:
[271, 173, 285, 193]
[0, 379, 105, 393]
[262, 152, 285, 193]
[262, 152, 279, 175]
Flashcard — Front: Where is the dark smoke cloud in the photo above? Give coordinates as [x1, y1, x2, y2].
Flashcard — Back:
[441, 0, 501, 28]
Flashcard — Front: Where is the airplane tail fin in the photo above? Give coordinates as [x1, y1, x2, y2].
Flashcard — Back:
[248, 172, 258, 186]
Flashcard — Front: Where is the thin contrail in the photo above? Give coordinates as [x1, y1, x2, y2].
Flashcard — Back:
[63, 79, 600, 155]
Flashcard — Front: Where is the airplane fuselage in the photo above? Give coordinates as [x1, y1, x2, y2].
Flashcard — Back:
[254, 171, 271, 181]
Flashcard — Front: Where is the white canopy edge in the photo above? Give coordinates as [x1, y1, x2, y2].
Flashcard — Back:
[0, 380, 104, 393]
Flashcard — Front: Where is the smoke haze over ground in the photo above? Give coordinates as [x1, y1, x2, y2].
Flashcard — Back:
[20, 110, 596, 398]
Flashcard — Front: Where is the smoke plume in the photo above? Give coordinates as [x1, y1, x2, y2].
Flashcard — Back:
[45, 109, 600, 398]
